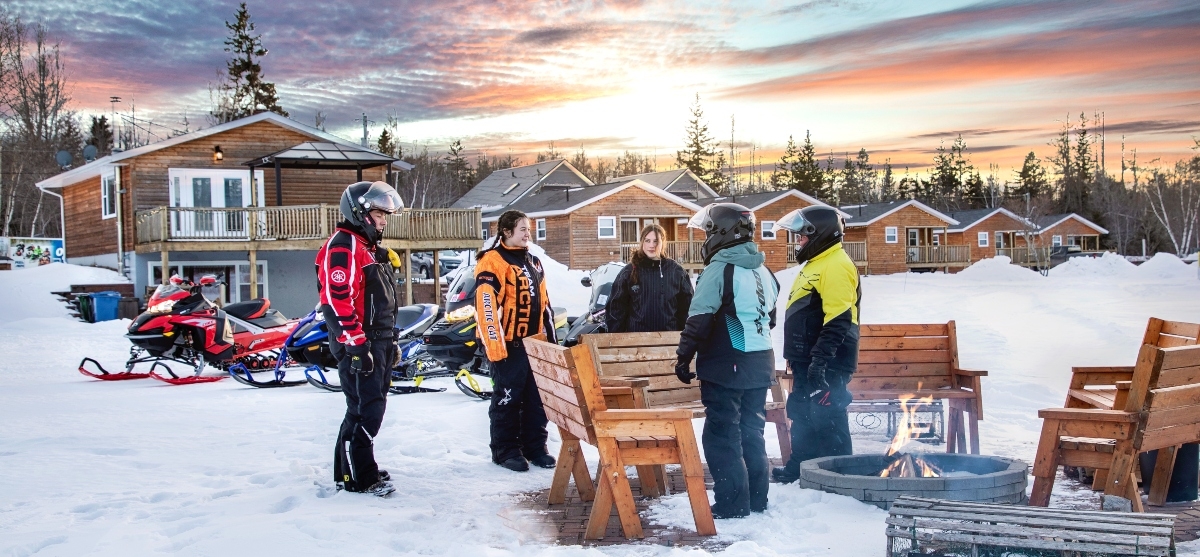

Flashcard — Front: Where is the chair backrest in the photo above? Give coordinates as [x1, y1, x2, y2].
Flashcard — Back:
[1123, 343, 1200, 452]
[582, 332, 699, 408]
[1145, 318, 1200, 348]
[525, 337, 608, 445]
[852, 322, 960, 392]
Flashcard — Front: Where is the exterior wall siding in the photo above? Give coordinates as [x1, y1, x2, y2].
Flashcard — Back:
[944, 213, 1031, 263]
[753, 195, 816, 273]
[850, 205, 954, 275]
[1039, 219, 1103, 246]
[567, 188, 695, 270]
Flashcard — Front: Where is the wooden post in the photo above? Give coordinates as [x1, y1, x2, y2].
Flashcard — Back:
[248, 246, 258, 300]
[432, 249, 441, 306]
[318, 203, 328, 238]
[274, 159, 282, 206]
[160, 245, 169, 285]
[404, 248, 412, 306]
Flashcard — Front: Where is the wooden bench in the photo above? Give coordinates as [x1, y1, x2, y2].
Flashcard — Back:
[776, 322, 987, 454]
[1031, 342, 1200, 511]
[581, 331, 795, 463]
[524, 336, 716, 540]
[887, 495, 1175, 556]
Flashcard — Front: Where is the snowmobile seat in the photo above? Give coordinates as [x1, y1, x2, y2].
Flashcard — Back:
[247, 308, 290, 329]
[224, 299, 271, 320]
[395, 304, 437, 338]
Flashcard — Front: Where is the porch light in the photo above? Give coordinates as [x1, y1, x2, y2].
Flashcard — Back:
[213, 145, 224, 162]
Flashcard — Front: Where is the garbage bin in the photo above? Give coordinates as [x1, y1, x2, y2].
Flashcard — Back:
[90, 291, 122, 322]
[76, 293, 95, 323]
[1140, 443, 1200, 503]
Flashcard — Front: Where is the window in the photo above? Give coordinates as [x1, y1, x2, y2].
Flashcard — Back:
[481, 227, 489, 240]
[535, 218, 546, 241]
[148, 260, 267, 305]
[884, 226, 898, 243]
[101, 174, 117, 218]
[598, 216, 616, 239]
[761, 220, 776, 240]
[1052, 235, 1062, 247]
[977, 232, 989, 247]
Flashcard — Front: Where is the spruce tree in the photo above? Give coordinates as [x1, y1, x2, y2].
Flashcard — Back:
[212, 3, 287, 123]
[770, 135, 799, 189]
[675, 94, 721, 190]
[1014, 151, 1049, 198]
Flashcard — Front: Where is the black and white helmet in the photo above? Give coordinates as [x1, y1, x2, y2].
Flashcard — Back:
[776, 205, 844, 265]
[340, 181, 403, 243]
[688, 202, 756, 265]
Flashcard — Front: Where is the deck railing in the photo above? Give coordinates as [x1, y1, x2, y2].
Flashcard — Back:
[620, 241, 705, 265]
[135, 205, 482, 244]
[996, 246, 1052, 267]
[787, 241, 867, 264]
[906, 245, 970, 265]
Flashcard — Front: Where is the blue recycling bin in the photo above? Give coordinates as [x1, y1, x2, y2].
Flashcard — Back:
[90, 291, 122, 322]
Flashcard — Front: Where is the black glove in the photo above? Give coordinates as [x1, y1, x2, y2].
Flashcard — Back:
[675, 358, 695, 385]
[346, 342, 373, 375]
[807, 357, 829, 394]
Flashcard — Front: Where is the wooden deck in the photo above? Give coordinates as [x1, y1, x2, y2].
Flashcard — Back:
[133, 205, 482, 252]
[905, 245, 971, 267]
[788, 241, 867, 266]
[997, 246, 1052, 267]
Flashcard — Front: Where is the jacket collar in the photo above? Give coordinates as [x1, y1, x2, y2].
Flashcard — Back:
[809, 243, 843, 263]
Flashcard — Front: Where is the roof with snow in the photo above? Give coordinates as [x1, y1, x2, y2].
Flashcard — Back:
[451, 160, 593, 210]
[946, 207, 1032, 232]
[1033, 213, 1109, 235]
[840, 199, 958, 227]
[36, 112, 365, 191]
[481, 179, 700, 221]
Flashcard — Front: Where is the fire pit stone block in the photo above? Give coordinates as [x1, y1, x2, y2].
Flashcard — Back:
[797, 454, 1027, 509]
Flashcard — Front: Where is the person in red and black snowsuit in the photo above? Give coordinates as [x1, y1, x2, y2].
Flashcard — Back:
[316, 181, 403, 497]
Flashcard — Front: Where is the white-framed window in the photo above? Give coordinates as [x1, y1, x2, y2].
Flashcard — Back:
[598, 216, 616, 239]
[147, 259, 267, 305]
[761, 220, 776, 240]
[977, 232, 989, 247]
[535, 218, 546, 241]
[481, 226, 490, 240]
[1052, 235, 1062, 247]
[101, 174, 117, 219]
[884, 226, 898, 243]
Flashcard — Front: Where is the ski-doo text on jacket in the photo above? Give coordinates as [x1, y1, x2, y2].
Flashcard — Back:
[605, 253, 694, 333]
[315, 223, 399, 346]
[474, 242, 555, 362]
[677, 242, 779, 389]
[782, 243, 860, 371]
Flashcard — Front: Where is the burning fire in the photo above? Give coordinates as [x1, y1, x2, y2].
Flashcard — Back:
[879, 394, 943, 478]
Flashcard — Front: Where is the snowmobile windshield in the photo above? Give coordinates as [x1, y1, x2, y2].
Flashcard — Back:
[588, 262, 625, 311]
[148, 283, 187, 305]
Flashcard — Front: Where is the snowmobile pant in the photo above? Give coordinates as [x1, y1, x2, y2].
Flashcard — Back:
[700, 382, 769, 516]
[488, 343, 549, 464]
[781, 365, 853, 474]
[332, 337, 393, 491]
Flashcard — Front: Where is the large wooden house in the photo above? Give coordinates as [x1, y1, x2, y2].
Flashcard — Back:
[37, 112, 479, 317]
[1034, 213, 1108, 251]
[841, 200, 963, 275]
[945, 207, 1039, 265]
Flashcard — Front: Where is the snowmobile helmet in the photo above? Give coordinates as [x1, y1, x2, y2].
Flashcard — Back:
[340, 181, 404, 244]
[688, 202, 756, 265]
[776, 205, 844, 265]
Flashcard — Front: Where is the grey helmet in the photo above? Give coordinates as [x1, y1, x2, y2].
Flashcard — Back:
[688, 202, 756, 265]
[340, 181, 404, 244]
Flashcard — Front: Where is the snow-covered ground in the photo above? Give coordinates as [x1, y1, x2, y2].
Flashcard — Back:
[1, 253, 1197, 556]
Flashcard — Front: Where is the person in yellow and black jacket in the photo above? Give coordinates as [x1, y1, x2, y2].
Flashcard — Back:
[770, 205, 861, 484]
[475, 210, 558, 472]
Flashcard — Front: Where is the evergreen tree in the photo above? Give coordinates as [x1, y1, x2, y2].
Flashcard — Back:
[374, 128, 398, 157]
[929, 135, 973, 209]
[445, 139, 471, 192]
[675, 94, 721, 190]
[535, 141, 562, 163]
[770, 135, 799, 189]
[569, 147, 595, 183]
[880, 159, 895, 201]
[86, 115, 112, 157]
[211, 3, 286, 123]
[1014, 151, 1049, 198]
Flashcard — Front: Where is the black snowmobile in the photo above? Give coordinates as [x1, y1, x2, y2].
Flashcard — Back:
[562, 261, 625, 346]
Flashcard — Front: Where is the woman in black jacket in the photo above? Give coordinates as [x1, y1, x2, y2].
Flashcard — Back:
[605, 224, 694, 333]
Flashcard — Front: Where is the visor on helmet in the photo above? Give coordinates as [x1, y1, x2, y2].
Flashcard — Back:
[358, 183, 404, 214]
[775, 208, 816, 236]
[688, 204, 756, 231]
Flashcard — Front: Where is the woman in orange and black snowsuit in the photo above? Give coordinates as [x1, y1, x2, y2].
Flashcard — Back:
[475, 210, 557, 472]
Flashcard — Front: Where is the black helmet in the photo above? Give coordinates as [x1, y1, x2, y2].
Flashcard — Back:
[340, 181, 404, 244]
[688, 202, 756, 265]
[776, 205, 844, 264]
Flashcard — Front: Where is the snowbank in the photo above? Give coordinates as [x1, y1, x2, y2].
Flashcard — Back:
[0, 263, 127, 321]
[1135, 252, 1195, 280]
[528, 242, 590, 316]
[954, 256, 1043, 282]
[1048, 251, 1137, 279]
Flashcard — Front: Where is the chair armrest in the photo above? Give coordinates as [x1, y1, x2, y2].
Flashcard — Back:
[1037, 408, 1138, 422]
[1116, 381, 1132, 390]
[599, 377, 650, 388]
[601, 386, 634, 396]
[593, 408, 695, 421]
[1072, 366, 1135, 374]
[953, 368, 988, 377]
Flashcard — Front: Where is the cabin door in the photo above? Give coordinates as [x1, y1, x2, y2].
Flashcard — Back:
[168, 169, 263, 238]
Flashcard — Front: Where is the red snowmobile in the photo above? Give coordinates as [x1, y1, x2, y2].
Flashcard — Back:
[78, 275, 299, 385]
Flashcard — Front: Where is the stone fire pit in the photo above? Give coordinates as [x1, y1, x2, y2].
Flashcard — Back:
[798, 454, 1028, 509]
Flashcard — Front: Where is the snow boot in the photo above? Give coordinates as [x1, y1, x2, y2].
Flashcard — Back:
[771, 466, 799, 484]
[361, 480, 396, 498]
[710, 504, 749, 519]
[379, 469, 391, 482]
[496, 457, 529, 472]
[528, 454, 556, 469]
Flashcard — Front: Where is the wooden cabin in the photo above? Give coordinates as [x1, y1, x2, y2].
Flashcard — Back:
[944, 208, 1044, 267]
[36, 112, 479, 317]
[482, 179, 701, 271]
[841, 200, 964, 275]
[1034, 213, 1108, 251]
[604, 168, 718, 202]
[695, 189, 851, 273]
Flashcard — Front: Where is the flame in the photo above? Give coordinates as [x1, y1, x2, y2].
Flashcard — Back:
[879, 393, 942, 478]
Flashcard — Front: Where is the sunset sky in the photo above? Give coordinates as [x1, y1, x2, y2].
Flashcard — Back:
[11, 0, 1200, 178]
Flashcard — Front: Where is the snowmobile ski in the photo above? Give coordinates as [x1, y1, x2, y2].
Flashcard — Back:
[389, 375, 445, 395]
[77, 357, 150, 380]
[146, 361, 225, 385]
[304, 366, 342, 392]
[454, 368, 492, 400]
[227, 362, 307, 388]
